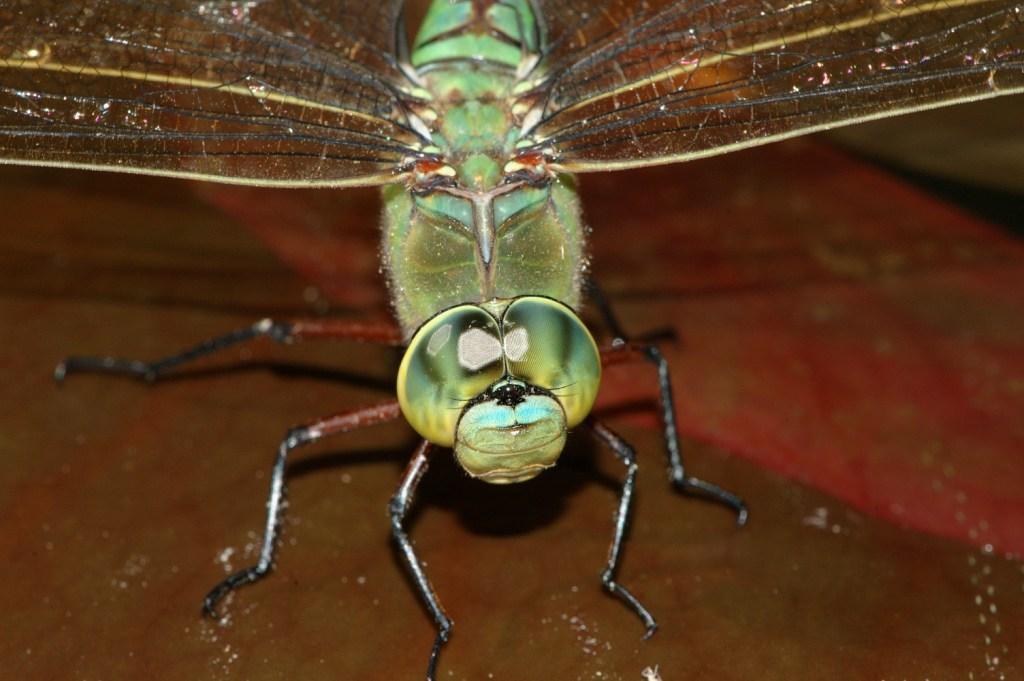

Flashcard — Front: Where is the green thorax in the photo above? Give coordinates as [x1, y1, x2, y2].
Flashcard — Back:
[382, 0, 585, 337]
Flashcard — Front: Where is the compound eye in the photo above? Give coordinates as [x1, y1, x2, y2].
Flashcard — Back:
[501, 297, 600, 428]
[398, 305, 504, 447]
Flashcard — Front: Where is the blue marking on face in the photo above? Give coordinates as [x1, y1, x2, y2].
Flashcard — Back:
[513, 400, 554, 424]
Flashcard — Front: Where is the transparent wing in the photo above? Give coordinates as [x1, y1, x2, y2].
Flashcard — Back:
[0, 0, 426, 187]
[525, 0, 1024, 172]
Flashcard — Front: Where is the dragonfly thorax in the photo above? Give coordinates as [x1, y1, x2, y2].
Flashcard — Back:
[382, 165, 585, 337]
[382, 0, 586, 337]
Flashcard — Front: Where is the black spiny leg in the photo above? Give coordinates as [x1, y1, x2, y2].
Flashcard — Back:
[642, 343, 748, 524]
[389, 442, 452, 681]
[586, 279, 630, 345]
[54, 317, 403, 383]
[590, 421, 658, 637]
[203, 401, 402, 618]
[202, 423, 299, 617]
[588, 280, 748, 525]
[55, 319, 295, 382]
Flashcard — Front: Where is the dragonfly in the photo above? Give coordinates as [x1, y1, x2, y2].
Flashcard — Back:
[1, 0, 1022, 677]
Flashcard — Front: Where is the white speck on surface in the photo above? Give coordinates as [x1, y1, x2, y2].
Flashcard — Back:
[216, 547, 236, 572]
[641, 666, 662, 681]
[802, 507, 828, 529]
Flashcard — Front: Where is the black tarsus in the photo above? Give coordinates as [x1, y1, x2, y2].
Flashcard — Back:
[54, 318, 294, 383]
[586, 279, 748, 526]
[590, 420, 658, 637]
[389, 441, 452, 681]
[202, 425, 313, 619]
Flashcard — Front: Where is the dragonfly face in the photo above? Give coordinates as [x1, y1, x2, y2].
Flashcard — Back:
[397, 296, 600, 483]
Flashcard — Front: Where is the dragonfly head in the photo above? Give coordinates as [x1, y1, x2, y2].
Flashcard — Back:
[397, 296, 600, 484]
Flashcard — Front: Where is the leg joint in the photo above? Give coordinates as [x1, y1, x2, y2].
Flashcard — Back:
[283, 426, 315, 451]
[438, 618, 453, 640]
[387, 495, 406, 523]
[261, 318, 294, 343]
[642, 343, 665, 366]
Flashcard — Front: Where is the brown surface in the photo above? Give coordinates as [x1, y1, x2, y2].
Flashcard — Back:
[1, 146, 1023, 681]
